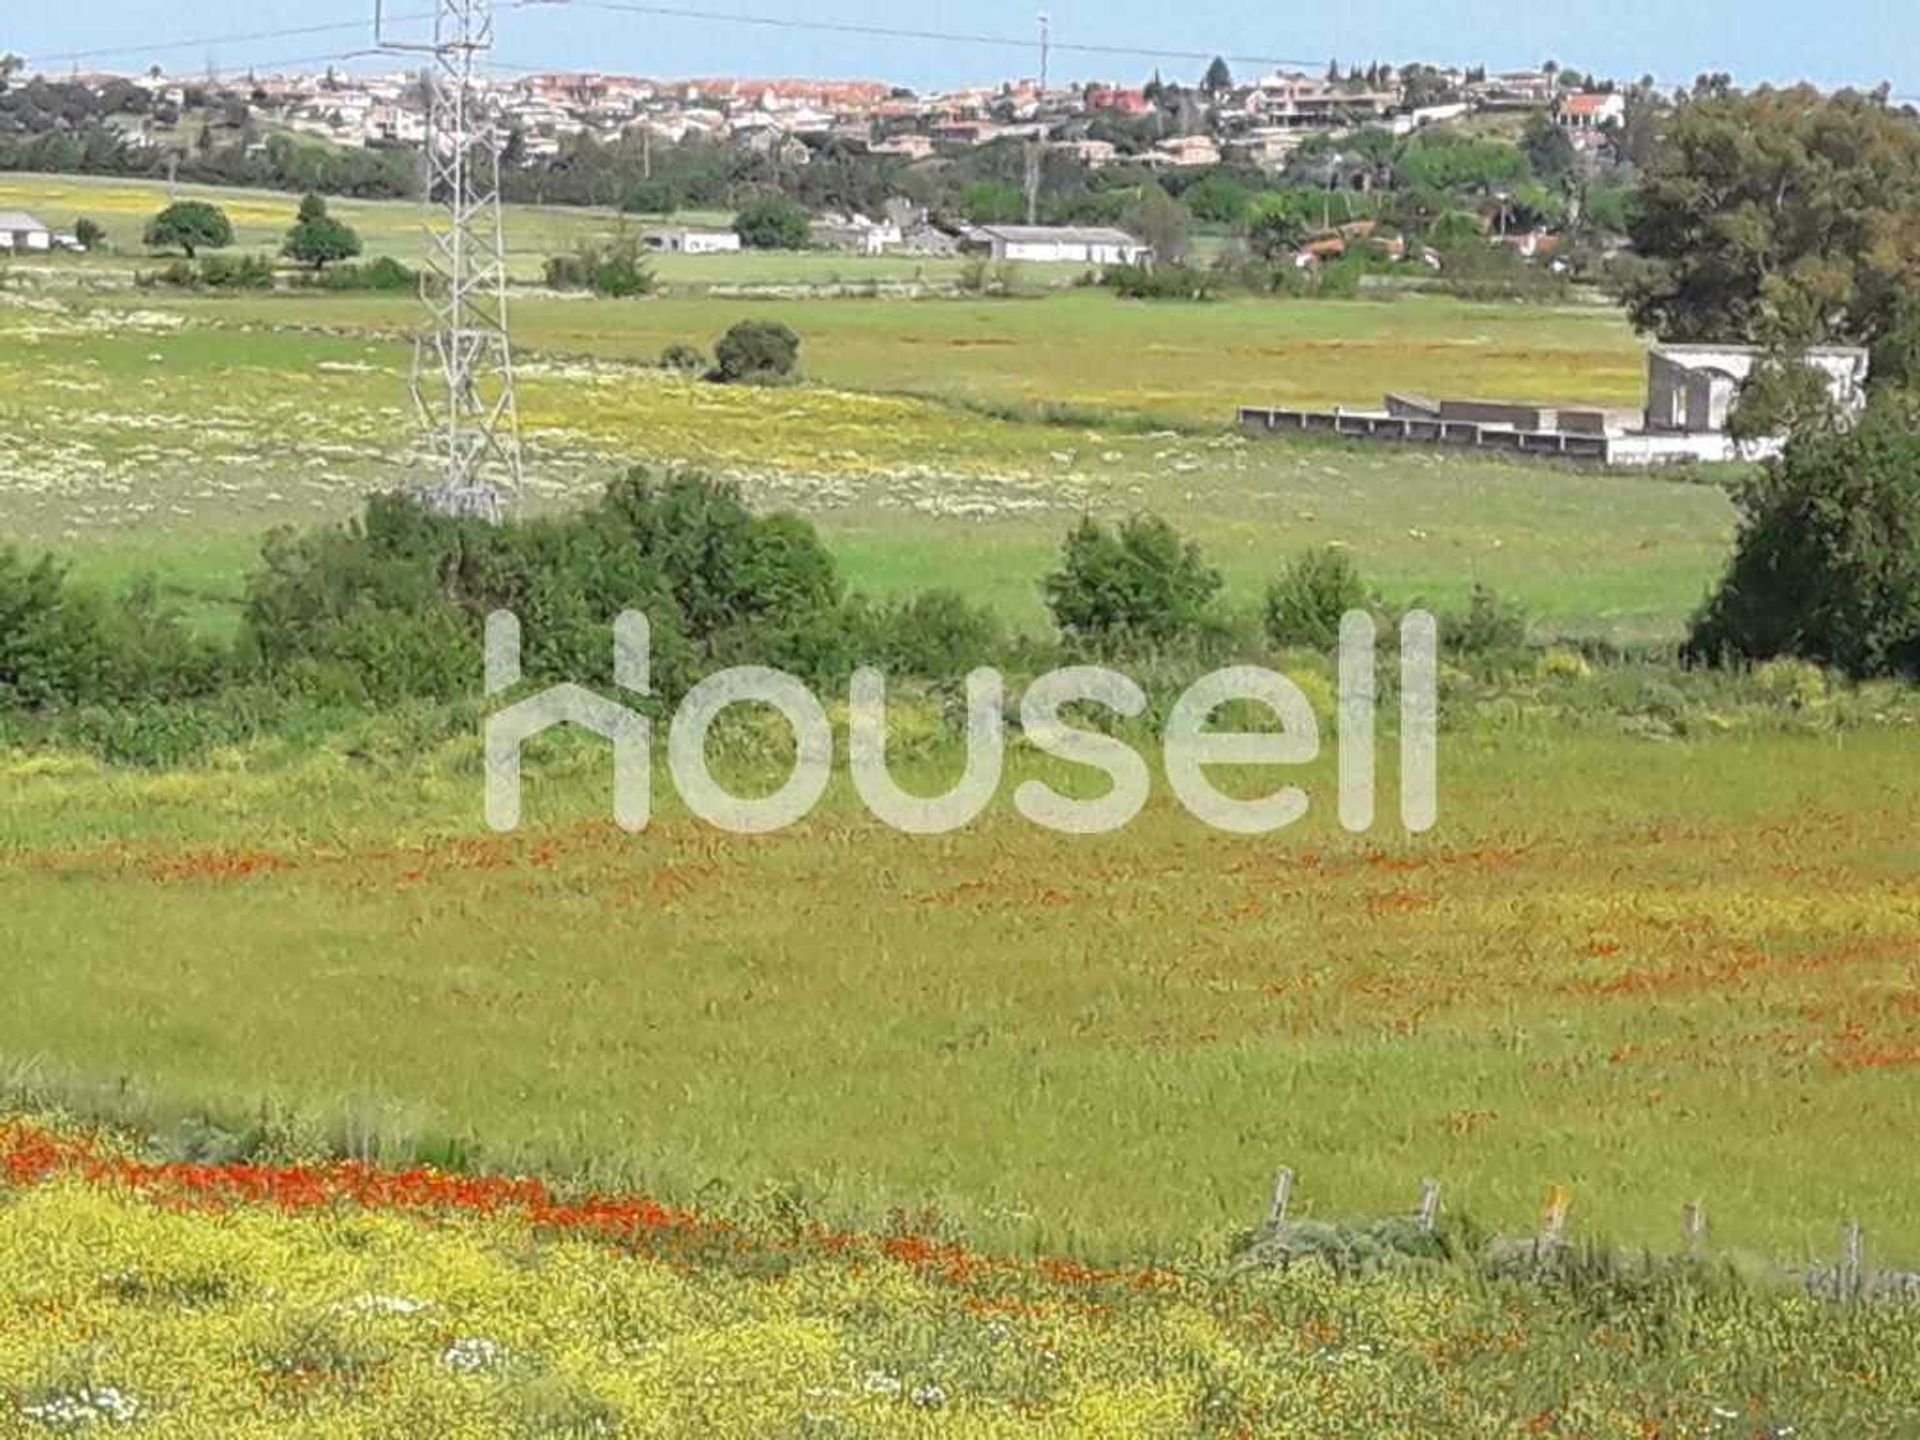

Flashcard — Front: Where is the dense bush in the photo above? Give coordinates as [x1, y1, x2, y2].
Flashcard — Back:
[242, 471, 859, 703]
[1103, 262, 1217, 301]
[143, 253, 275, 290]
[731, 196, 811, 251]
[542, 236, 655, 297]
[1689, 398, 1920, 679]
[710, 320, 800, 384]
[658, 342, 706, 374]
[852, 590, 1005, 679]
[0, 551, 223, 711]
[1043, 513, 1223, 654]
[1265, 547, 1370, 650]
[293, 255, 419, 292]
[1445, 584, 1531, 661]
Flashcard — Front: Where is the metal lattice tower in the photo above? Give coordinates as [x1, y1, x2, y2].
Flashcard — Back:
[377, 0, 522, 522]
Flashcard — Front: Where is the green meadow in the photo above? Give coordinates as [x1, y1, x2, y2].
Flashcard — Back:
[7, 169, 1915, 1293]
[3, 172, 1705, 645]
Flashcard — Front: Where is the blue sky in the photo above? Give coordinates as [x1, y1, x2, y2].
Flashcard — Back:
[7, 1, 1917, 98]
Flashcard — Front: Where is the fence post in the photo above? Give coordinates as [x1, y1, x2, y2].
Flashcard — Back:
[1416, 1178, 1441, 1234]
[1682, 1201, 1707, 1257]
[1842, 1220, 1864, 1303]
[1267, 1168, 1294, 1226]
[1540, 1185, 1571, 1249]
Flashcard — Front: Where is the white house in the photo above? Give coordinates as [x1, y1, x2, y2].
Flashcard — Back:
[643, 227, 742, 256]
[0, 211, 53, 253]
[964, 225, 1150, 266]
[1557, 92, 1627, 131]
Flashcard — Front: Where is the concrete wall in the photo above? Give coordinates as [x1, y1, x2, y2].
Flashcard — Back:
[1437, 399, 1553, 429]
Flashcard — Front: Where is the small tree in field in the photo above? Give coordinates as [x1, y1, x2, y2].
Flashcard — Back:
[711, 320, 800, 383]
[732, 196, 811, 251]
[282, 193, 362, 270]
[144, 201, 232, 259]
[1044, 513, 1222, 653]
[1265, 547, 1369, 650]
[73, 218, 106, 252]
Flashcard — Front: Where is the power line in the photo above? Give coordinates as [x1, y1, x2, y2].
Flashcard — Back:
[569, 1, 1324, 72]
[27, 19, 421, 69]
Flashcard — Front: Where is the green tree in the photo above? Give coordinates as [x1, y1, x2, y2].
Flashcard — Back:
[1245, 201, 1308, 261]
[960, 181, 1025, 224]
[1520, 114, 1577, 188]
[1627, 86, 1920, 376]
[143, 200, 232, 259]
[1125, 183, 1188, 264]
[711, 319, 801, 383]
[732, 196, 811, 250]
[1183, 173, 1253, 225]
[1688, 395, 1920, 678]
[72, 218, 105, 251]
[281, 192, 362, 270]
[1043, 513, 1223, 653]
[1264, 548, 1369, 650]
[1202, 57, 1234, 95]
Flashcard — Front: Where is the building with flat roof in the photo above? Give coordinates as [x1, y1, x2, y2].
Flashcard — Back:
[961, 225, 1149, 266]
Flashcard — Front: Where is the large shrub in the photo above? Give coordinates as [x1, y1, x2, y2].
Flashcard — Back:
[732, 196, 811, 251]
[542, 235, 655, 297]
[0, 551, 221, 711]
[1688, 398, 1920, 679]
[710, 320, 800, 384]
[240, 470, 852, 703]
[1043, 514, 1223, 654]
[1265, 547, 1369, 650]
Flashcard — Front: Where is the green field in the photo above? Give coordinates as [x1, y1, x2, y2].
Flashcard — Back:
[6, 723, 1918, 1265]
[8, 168, 1914, 1309]
[1, 171, 1712, 644]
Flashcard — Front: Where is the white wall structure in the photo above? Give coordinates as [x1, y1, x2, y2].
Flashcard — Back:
[644, 228, 743, 255]
[1645, 345, 1871, 435]
[967, 225, 1150, 266]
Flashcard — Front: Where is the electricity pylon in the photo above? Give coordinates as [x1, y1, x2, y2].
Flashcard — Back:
[377, 0, 522, 522]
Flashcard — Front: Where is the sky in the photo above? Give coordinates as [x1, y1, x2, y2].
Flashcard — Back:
[6, 0, 1918, 100]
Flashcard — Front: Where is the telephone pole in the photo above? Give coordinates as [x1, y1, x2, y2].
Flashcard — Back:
[1024, 13, 1050, 226]
[377, 0, 523, 522]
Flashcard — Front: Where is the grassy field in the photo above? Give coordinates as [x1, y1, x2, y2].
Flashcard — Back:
[10, 171, 1916, 1428]
[6, 722, 1917, 1266]
[0, 173, 1001, 289]
[5, 1117, 1917, 1439]
[0, 177, 1712, 645]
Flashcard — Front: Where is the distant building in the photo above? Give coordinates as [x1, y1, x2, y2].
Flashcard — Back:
[0, 211, 53, 252]
[962, 225, 1150, 266]
[810, 213, 903, 255]
[1645, 344, 1870, 435]
[1086, 87, 1151, 116]
[1151, 135, 1222, 167]
[1556, 92, 1626, 130]
[1240, 345, 1874, 468]
[644, 227, 743, 255]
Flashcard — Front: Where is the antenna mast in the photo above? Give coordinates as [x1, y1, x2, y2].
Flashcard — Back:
[377, 0, 523, 522]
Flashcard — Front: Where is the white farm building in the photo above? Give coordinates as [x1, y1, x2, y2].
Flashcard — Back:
[643, 227, 742, 255]
[963, 225, 1151, 266]
[0, 211, 53, 253]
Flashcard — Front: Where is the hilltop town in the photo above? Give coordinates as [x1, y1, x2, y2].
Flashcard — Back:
[4, 55, 1636, 172]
